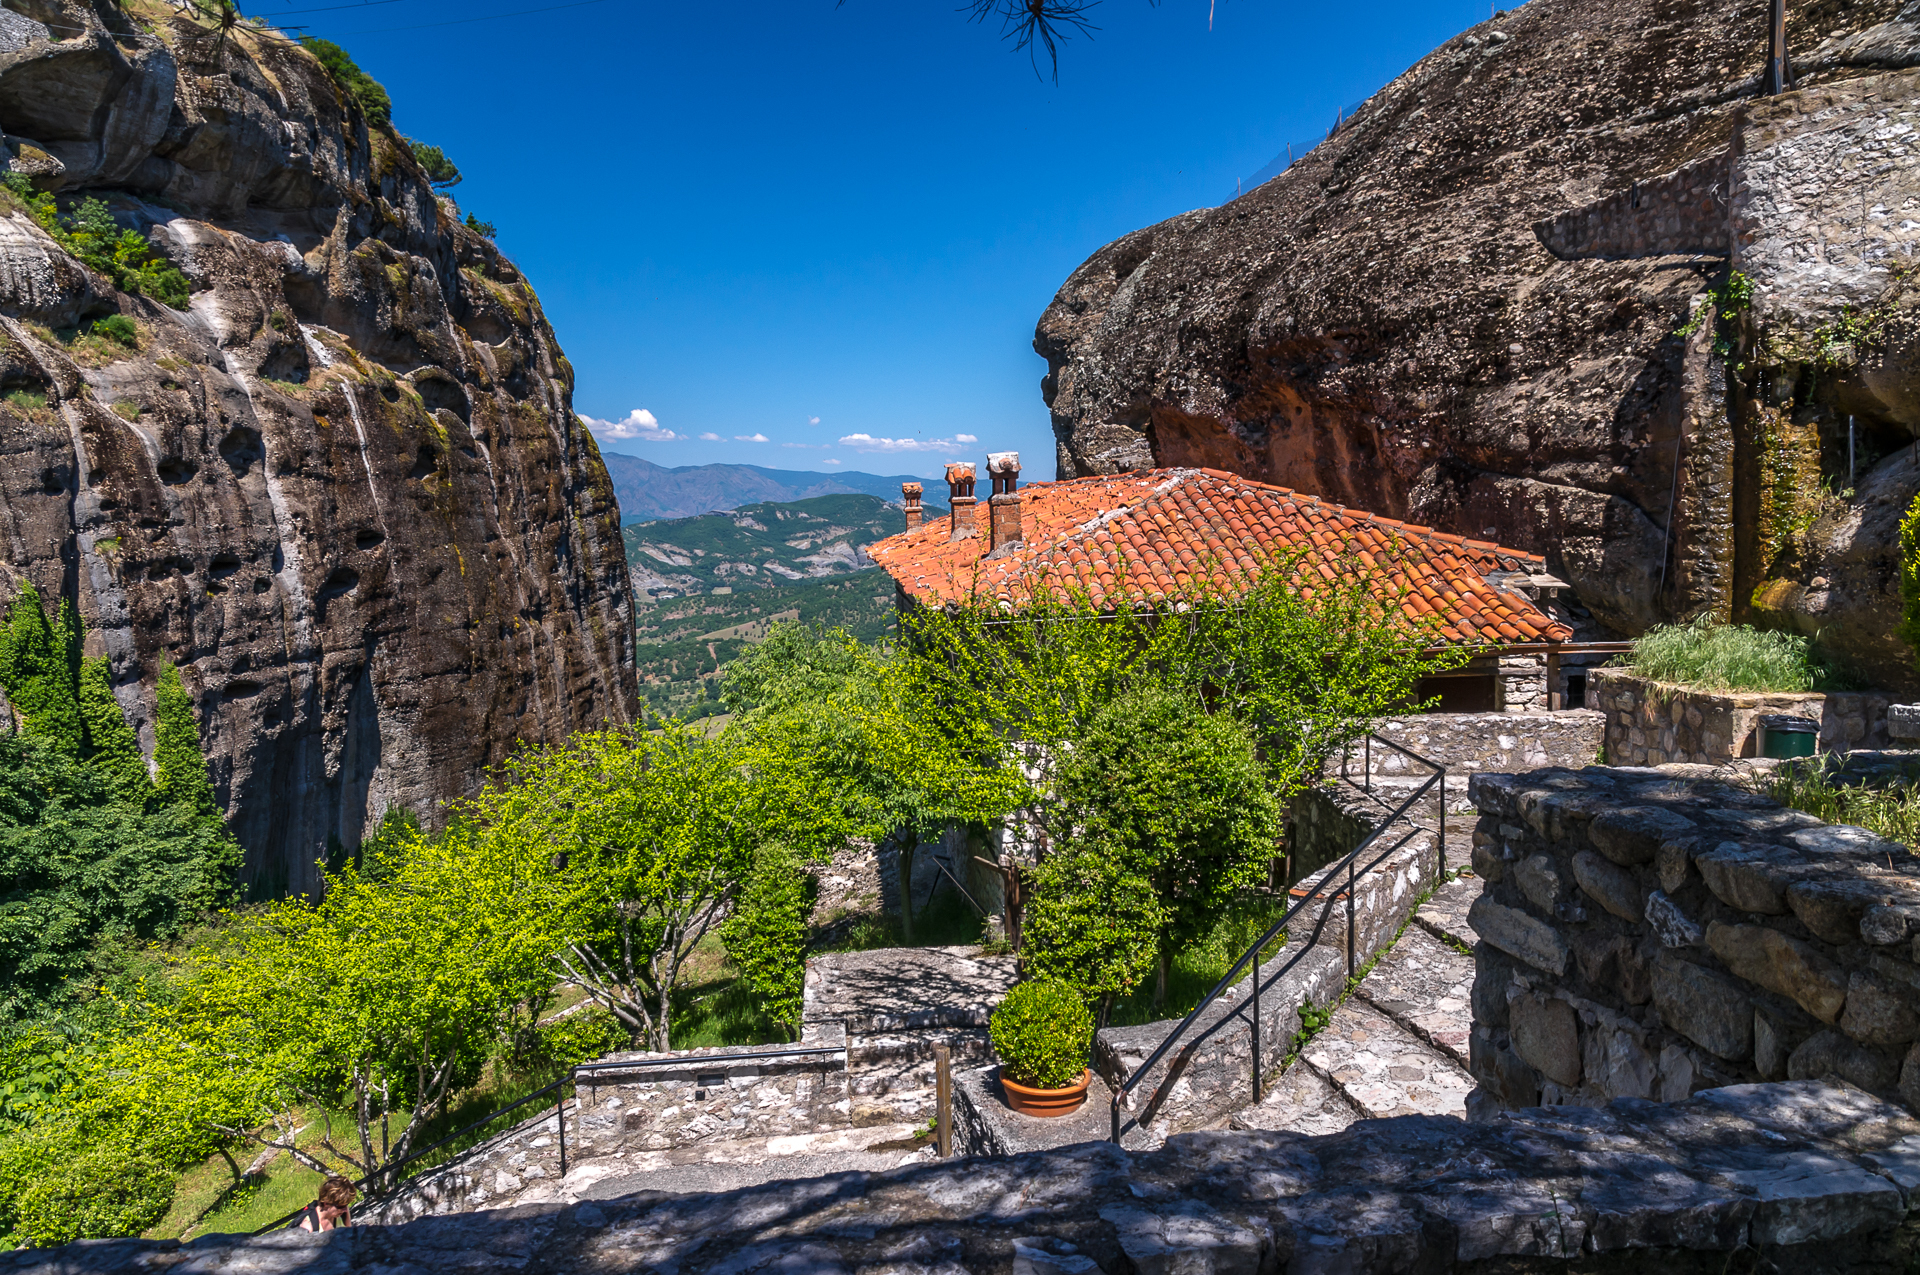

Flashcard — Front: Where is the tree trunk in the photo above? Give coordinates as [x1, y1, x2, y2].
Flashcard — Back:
[1155, 951, 1168, 1011]
[898, 831, 917, 944]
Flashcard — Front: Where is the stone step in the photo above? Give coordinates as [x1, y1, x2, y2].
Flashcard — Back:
[1298, 998, 1474, 1120]
[1353, 925, 1475, 1067]
[534, 1123, 935, 1205]
[1413, 872, 1482, 950]
[1227, 1058, 1361, 1137]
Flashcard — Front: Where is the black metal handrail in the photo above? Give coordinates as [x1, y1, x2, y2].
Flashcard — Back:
[251, 1041, 848, 1234]
[1108, 734, 1445, 1143]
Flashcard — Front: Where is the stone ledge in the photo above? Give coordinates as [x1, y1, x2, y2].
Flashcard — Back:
[23, 1081, 1920, 1275]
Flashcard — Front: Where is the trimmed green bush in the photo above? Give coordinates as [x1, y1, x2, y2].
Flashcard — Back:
[1020, 842, 1166, 1024]
[1626, 614, 1841, 693]
[14, 1147, 173, 1245]
[989, 979, 1093, 1090]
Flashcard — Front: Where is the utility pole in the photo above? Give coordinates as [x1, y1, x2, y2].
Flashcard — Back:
[1767, 0, 1789, 95]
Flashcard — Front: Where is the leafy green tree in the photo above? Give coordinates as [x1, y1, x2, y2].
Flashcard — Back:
[406, 139, 461, 187]
[1, 178, 189, 309]
[0, 733, 238, 1021]
[152, 659, 216, 817]
[124, 825, 566, 1189]
[77, 658, 148, 806]
[720, 843, 818, 1032]
[1019, 841, 1166, 1025]
[298, 37, 392, 126]
[0, 581, 84, 756]
[1058, 689, 1278, 949]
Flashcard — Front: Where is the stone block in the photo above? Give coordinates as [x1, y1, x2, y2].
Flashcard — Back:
[1864, 904, 1920, 947]
[1788, 1029, 1899, 1091]
[1471, 954, 1511, 1029]
[1569, 931, 1652, 1005]
[1571, 849, 1643, 921]
[1652, 952, 1753, 1061]
[1645, 890, 1705, 948]
[1705, 921, 1848, 1024]
[1901, 1043, 1920, 1112]
[1840, 971, 1920, 1049]
[1468, 896, 1569, 976]
[1469, 1025, 1540, 1109]
[1509, 990, 1580, 1087]
[1788, 877, 1898, 946]
[1514, 853, 1564, 913]
[1694, 842, 1790, 915]
[1470, 838, 1505, 881]
[1579, 1021, 1655, 1100]
[1754, 1002, 1818, 1082]
[1589, 806, 1699, 866]
[1657, 838, 1697, 894]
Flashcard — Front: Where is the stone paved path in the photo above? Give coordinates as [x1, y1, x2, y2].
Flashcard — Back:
[1232, 874, 1481, 1131]
[515, 1123, 934, 1205]
[1414, 871, 1481, 949]
[1300, 999, 1475, 1119]
[1354, 925, 1473, 1066]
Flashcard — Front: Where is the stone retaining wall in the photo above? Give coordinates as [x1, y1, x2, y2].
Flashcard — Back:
[362, 1028, 851, 1223]
[1360, 710, 1606, 788]
[42, 1081, 1920, 1275]
[1590, 667, 1891, 764]
[1467, 766, 1920, 1120]
[1535, 150, 1731, 260]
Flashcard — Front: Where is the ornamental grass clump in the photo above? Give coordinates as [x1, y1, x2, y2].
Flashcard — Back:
[990, 979, 1093, 1090]
[1627, 614, 1837, 693]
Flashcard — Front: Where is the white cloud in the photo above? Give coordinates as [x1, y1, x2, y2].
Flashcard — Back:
[807, 415, 821, 426]
[582, 408, 679, 442]
[824, 458, 841, 465]
[698, 432, 722, 441]
[735, 433, 769, 443]
[836, 433, 982, 454]
[782, 442, 828, 449]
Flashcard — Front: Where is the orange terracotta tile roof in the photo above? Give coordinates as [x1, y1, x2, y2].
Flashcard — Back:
[867, 467, 1574, 647]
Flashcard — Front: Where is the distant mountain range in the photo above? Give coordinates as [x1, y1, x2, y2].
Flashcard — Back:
[600, 453, 932, 522]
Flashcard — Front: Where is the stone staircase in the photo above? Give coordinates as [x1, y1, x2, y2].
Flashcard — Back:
[1230, 873, 1481, 1135]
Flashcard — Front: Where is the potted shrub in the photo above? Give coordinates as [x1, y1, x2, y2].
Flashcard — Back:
[989, 979, 1095, 1117]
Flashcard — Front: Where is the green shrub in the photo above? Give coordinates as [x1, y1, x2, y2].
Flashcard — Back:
[530, 1007, 631, 1071]
[1900, 492, 1920, 669]
[464, 213, 497, 239]
[2, 389, 46, 416]
[298, 37, 391, 126]
[720, 843, 817, 1031]
[989, 979, 1092, 1090]
[1626, 614, 1841, 692]
[1759, 766, 1920, 853]
[407, 140, 461, 187]
[0, 177, 189, 310]
[1020, 843, 1165, 1024]
[91, 315, 137, 348]
[14, 1147, 173, 1244]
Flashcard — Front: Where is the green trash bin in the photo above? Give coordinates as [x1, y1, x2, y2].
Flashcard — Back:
[1761, 715, 1818, 759]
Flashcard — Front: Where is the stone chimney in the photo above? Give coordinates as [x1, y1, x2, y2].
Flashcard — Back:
[987, 452, 1022, 553]
[901, 482, 923, 532]
[945, 462, 977, 541]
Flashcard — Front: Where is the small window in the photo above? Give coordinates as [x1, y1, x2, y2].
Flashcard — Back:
[1416, 674, 1497, 713]
[1566, 671, 1588, 710]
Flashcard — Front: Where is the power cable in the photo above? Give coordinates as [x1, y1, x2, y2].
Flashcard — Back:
[323, 0, 618, 35]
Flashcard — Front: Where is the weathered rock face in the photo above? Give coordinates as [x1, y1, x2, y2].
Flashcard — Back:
[1037, 0, 1920, 688]
[0, 0, 635, 895]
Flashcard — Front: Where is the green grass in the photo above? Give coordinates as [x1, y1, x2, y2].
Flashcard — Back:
[3, 389, 47, 415]
[1626, 615, 1849, 692]
[1756, 763, 1920, 853]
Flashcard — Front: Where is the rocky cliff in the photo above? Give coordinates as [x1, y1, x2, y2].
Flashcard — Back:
[1037, 0, 1920, 689]
[0, 0, 635, 895]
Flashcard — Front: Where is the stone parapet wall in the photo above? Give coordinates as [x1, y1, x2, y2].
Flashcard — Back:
[1535, 150, 1731, 260]
[1354, 710, 1606, 789]
[1093, 827, 1440, 1137]
[361, 1028, 851, 1223]
[1590, 667, 1891, 765]
[1467, 766, 1920, 1120]
[45, 1082, 1920, 1275]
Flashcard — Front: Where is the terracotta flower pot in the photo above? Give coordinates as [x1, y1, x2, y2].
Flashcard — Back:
[998, 1068, 1092, 1117]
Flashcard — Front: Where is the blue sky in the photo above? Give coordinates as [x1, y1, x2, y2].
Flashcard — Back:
[279, 0, 1494, 480]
